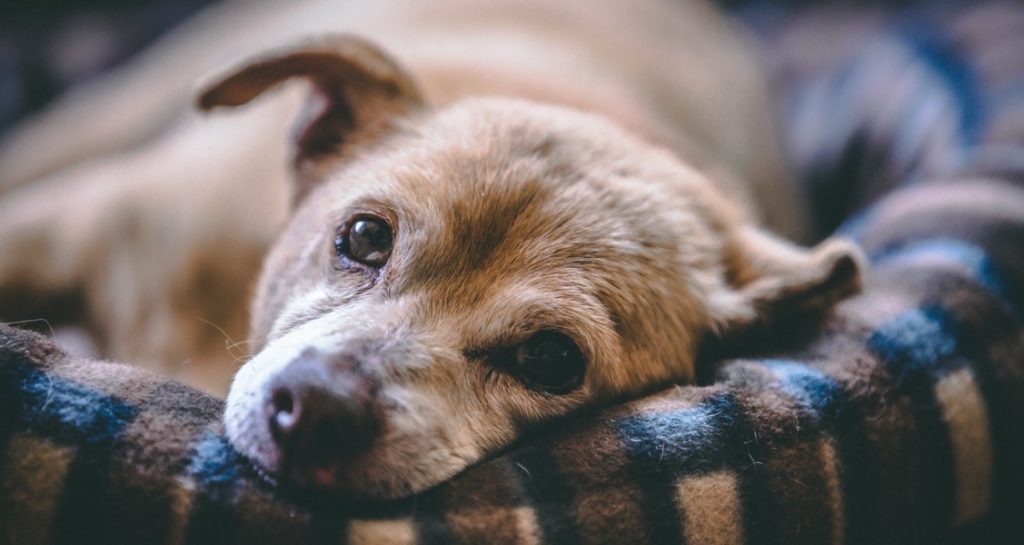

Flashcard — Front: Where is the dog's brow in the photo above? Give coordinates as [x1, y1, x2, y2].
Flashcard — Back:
[400, 176, 555, 291]
[460, 293, 599, 360]
[462, 327, 533, 360]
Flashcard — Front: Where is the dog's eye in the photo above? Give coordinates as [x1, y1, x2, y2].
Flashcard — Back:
[513, 331, 585, 393]
[336, 216, 392, 267]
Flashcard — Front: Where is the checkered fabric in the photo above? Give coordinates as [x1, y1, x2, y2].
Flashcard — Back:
[2, 2, 1023, 544]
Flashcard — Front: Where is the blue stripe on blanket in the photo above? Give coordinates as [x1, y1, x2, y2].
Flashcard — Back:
[618, 402, 723, 473]
[0, 360, 123, 494]
[618, 399, 722, 545]
[0, 361, 137, 444]
[760, 360, 880, 544]
[869, 306, 958, 377]
[183, 433, 246, 544]
[616, 394, 787, 545]
[896, 19, 984, 147]
[762, 360, 845, 429]
[0, 361, 140, 544]
[188, 432, 244, 486]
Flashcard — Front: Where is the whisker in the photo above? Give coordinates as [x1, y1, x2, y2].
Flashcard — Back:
[195, 317, 247, 360]
[227, 339, 255, 351]
[5, 318, 56, 337]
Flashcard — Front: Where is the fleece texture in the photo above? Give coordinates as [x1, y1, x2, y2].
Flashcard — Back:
[2, 2, 1024, 544]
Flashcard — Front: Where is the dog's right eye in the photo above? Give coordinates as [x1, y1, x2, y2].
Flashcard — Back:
[512, 331, 585, 394]
[336, 216, 392, 267]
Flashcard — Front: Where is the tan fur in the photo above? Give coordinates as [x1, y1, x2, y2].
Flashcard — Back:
[0, 0, 864, 498]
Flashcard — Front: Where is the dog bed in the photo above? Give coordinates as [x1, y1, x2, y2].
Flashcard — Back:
[2, 2, 1023, 544]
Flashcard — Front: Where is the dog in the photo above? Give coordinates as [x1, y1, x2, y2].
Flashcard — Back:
[0, 0, 863, 499]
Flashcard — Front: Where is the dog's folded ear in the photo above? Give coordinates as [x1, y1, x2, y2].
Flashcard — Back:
[197, 34, 425, 202]
[708, 226, 866, 337]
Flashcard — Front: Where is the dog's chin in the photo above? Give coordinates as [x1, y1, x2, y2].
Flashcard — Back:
[243, 447, 472, 501]
[225, 416, 475, 500]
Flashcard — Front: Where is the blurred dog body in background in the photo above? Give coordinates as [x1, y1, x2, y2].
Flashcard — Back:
[0, 0, 801, 392]
[0, 0, 862, 497]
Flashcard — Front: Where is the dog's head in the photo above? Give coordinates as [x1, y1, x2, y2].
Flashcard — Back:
[199, 35, 864, 499]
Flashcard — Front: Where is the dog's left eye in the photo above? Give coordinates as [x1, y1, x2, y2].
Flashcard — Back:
[512, 331, 585, 393]
[336, 216, 392, 267]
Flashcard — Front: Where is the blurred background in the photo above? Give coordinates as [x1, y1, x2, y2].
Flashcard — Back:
[2, 0, 985, 241]
[0, 0, 921, 139]
[0, 0, 214, 134]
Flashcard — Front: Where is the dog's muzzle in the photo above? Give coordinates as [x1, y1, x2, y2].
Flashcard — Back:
[262, 348, 381, 487]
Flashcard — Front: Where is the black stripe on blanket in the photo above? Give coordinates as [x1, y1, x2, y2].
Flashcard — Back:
[511, 444, 584, 545]
[0, 361, 140, 543]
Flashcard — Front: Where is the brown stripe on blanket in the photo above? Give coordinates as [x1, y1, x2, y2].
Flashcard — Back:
[116, 383, 226, 475]
[817, 439, 845, 545]
[33, 358, 230, 543]
[549, 419, 649, 545]
[440, 457, 539, 544]
[44, 359, 153, 402]
[721, 362, 850, 545]
[164, 476, 194, 545]
[917, 268, 1024, 531]
[0, 324, 65, 370]
[443, 456, 530, 509]
[444, 505, 542, 545]
[856, 274, 1004, 541]
[726, 372, 842, 545]
[676, 470, 744, 545]
[348, 517, 416, 545]
[771, 334, 891, 544]
[0, 436, 74, 545]
[763, 441, 837, 545]
[611, 384, 733, 544]
[614, 384, 728, 416]
[933, 368, 993, 526]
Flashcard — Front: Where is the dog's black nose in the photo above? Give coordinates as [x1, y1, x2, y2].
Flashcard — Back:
[266, 351, 380, 472]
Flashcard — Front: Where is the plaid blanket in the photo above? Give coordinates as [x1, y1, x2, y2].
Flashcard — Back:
[2, 2, 1024, 544]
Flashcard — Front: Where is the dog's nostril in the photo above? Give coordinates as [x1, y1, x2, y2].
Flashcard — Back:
[272, 389, 294, 414]
[268, 387, 299, 440]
